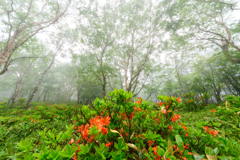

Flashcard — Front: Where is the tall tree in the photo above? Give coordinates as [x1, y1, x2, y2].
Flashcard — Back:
[76, 0, 117, 97]
[161, 0, 240, 63]
[0, 0, 71, 75]
[113, 0, 162, 95]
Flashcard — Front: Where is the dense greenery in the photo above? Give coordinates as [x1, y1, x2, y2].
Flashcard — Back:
[0, 0, 240, 159]
[0, 90, 240, 159]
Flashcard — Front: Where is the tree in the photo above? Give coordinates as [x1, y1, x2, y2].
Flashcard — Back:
[161, 0, 240, 63]
[0, 0, 71, 75]
[113, 0, 161, 96]
[76, 0, 117, 97]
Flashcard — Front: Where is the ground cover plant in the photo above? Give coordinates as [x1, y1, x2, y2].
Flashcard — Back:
[0, 89, 239, 160]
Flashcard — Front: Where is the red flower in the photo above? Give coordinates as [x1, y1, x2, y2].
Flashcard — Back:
[105, 142, 113, 147]
[135, 100, 141, 104]
[129, 112, 135, 120]
[168, 125, 173, 131]
[209, 130, 219, 136]
[174, 114, 181, 119]
[158, 102, 163, 106]
[155, 156, 161, 160]
[211, 110, 216, 115]
[171, 117, 178, 122]
[121, 113, 127, 119]
[184, 144, 189, 150]
[172, 114, 181, 122]
[176, 98, 181, 102]
[36, 107, 38, 109]
[182, 125, 187, 131]
[152, 146, 158, 156]
[101, 127, 108, 135]
[203, 126, 209, 132]
[148, 140, 154, 146]
[76, 139, 81, 144]
[103, 116, 111, 126]
[186, 133, 189, 137]
[182, 156, 188, 160]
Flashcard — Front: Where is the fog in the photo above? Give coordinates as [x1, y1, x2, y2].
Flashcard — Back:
[0, 0, 240, 106]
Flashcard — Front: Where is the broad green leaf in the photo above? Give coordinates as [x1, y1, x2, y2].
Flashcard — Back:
[175, 135, 183, 152]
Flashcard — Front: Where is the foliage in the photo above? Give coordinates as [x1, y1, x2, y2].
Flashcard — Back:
[226, 95, 240, 108]
[182, 93, 210, 112]
[0, 90, 239, 160]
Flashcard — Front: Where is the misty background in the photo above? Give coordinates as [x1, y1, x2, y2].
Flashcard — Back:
[0, 0, 240, 106]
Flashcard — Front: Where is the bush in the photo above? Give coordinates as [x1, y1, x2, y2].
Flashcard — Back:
[226, 95, 240, 107]
[182, 93, 210, 111]
[0, 90, 237, 160]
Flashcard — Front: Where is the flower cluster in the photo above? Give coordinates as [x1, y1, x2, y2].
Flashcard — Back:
[203, 126, 219, 136]
[76, 116, 111, 143]
[171, 114, 181, 122]
[135, 97, 142, 104]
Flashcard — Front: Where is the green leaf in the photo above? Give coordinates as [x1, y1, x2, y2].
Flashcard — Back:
[59, 144, 76, 158]
[24, 153, 35, 160]
[0, 151, 5, 157]
[175, 135, 183, 152]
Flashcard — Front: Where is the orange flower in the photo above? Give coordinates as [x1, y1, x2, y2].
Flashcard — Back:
[135, 100, 141, 104]
[168, 125, 173, 131]
[101, 127, 108, 135]
[209, 130, 219, 136]
[176, 98, 181, 102]
[182, 156, 188, 160]
[152, 146, 158, 156]
[171, 117, 178, 122]
[148, 140, 154, 146]
[182, 125, 187, 131]
[129, 112, 135, 120]
[76, 139, 81, 144]
[203, 126, 209, 132]
[158, 102, 163, 106]
[184, 144, 189, 150]
[211, 110, 216, 115]
[105, 142, 113, 147]
[36, 107, 38, 109]
[174, 114, 181, 119]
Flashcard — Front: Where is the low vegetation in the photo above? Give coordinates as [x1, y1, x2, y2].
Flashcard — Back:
[0, 90, 239, 160]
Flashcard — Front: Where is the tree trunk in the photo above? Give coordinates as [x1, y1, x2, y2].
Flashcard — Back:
[8, 81, 21, 105]
[37, 89, 46, 102]
[25, 54, 56, 108]
[43, 91, 48, 102]
[103, 76, 106, 97]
